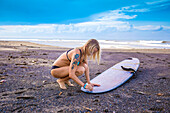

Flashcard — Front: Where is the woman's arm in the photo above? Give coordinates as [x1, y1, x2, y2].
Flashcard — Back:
[83, 60, 100, 87]
[69, 50, 84, 87]
[69, 50, 93, 91]
[82, 62, 90, 84]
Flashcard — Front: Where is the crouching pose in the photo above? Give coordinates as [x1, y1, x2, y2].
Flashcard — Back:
[51, 39, 101, 91]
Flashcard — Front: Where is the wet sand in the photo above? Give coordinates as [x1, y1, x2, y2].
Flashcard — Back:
[0, 41, 169, 112]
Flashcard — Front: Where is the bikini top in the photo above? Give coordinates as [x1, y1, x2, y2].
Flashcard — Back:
[66, 48, 82, 64]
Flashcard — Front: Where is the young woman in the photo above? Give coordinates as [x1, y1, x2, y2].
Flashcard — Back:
[51, 39, 101, 91]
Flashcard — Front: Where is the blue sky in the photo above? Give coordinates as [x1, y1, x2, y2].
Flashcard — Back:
[0, 0, 170, 40]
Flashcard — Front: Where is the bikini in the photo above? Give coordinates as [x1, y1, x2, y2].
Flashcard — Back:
[51, 48, 82, 70]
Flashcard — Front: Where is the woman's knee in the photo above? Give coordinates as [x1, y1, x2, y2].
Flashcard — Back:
[83, 63, 89, 70]
[51, 70, 59, 78]
[76, 66, 85, 76]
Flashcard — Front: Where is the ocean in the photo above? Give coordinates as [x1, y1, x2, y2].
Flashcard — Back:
[0, 38, 170, 49]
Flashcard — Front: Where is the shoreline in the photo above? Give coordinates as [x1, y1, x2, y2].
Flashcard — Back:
[0, 40, 169, 112]
[0, 41, 170, 54]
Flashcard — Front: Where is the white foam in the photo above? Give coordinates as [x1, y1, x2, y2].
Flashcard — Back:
[0, 39, 169, 49]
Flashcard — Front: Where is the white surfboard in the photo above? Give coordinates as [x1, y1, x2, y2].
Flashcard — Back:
[81, 57, 140, 93]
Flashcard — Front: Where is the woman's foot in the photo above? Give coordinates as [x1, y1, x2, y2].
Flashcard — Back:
[57, 79, 67, 89]
[65, 80, 74, 86]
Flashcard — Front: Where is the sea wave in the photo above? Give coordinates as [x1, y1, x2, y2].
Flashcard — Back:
[0, 39, 169, 49]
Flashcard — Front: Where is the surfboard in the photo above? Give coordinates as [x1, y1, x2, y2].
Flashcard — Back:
[81, 57, 140, 93]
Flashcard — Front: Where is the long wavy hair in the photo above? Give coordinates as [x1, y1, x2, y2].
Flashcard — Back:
[82, 39, 101, 65]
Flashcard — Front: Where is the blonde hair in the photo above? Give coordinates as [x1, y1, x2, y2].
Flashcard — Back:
[83, 39, 101, 65]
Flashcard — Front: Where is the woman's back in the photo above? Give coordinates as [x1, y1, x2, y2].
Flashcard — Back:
[52, 48, 81, 67]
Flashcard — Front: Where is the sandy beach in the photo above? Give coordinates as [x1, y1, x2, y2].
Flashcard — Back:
[0, 41, 169, 112]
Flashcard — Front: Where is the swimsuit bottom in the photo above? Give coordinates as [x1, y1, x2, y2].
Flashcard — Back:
[52, 61, 80, 70]
[51, 66, 60, 70]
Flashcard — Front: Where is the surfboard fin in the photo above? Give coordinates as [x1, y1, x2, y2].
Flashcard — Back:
[126, 58, 133, 60]
[121, 66, 136, 75]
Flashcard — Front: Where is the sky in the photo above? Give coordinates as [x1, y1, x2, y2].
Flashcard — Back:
[0, 0, 170, 40]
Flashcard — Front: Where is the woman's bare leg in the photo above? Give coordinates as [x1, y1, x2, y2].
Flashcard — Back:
[64, 66, 85, 87]
[56, 76, 70, 89]
[51, 66, 85, 89]
[51, 66, 69, 78]
[51, 66, 69, 89]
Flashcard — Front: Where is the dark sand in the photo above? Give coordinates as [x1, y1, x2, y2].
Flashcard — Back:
[0, 41, 169, 112]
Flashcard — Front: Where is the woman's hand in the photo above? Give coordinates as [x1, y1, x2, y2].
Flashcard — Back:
[84, 83, 100, 91]
[90, 83, 100, 87]
[85, 83, 100, 91]
[85, 84, 93, 91]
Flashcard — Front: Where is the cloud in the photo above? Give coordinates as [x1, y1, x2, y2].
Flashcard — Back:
[0, 23, 169, 40]
[123, 8, 150, 12]
[0, 28, 6, 30]
[119, 0, 170, 13]
[133, 25, 164, 31]
[146, 0, 169, 5]
[0, 23, 169, 39]
[92, 10, 137, 21]
[163, 25, 170, 30]
[74, 21, 131, 32]
[0, 21, 131, 35]
[120, 5, 150, 12]
[0, 1, 169, 40]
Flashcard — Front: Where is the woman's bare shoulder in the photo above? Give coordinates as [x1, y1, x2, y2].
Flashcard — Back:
[70, 48, 80, 55]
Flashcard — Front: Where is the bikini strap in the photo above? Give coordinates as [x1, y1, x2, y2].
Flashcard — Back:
[66, 48, 73, 62]
[66, 48, 82, 62]
[79, 49, 82, 60]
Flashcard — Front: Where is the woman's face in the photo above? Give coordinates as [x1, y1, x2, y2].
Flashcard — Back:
[89, 47, 98, 56]
[92, 47, 98, 54]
